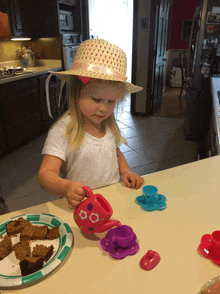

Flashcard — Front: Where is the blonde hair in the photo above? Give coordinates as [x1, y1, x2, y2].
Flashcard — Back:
[53, 76, 128, 151]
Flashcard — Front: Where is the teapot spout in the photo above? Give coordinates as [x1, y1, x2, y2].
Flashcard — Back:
[97, 220, 121, 233]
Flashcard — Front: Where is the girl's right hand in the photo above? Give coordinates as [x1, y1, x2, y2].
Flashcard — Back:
[65, 181, 86, 209]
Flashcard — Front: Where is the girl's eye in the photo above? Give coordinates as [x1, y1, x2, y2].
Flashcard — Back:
[92, 98, 101, 102]
[92, 98, 115, 104]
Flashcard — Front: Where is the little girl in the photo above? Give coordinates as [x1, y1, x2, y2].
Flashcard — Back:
[38, 39, 144, 209]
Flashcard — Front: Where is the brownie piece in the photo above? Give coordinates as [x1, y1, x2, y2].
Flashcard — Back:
[13, 240, 31, 261]
[201, 281, 220, 294]
[19, 257, 44, 276]
[6, 217, 30, 236]
[20, 223, 36, 241]
[46, 226, 59, 240]
[32, 244, 54, 262]
[0, 235, 13, 260]
[32, 225, 48, 240]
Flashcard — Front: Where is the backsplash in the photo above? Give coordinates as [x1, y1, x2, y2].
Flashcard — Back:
[0, 37, 61, 62]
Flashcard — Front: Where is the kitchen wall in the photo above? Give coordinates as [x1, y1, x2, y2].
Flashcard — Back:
[168, 0, 200, 50]
[0, 37, 62, 62]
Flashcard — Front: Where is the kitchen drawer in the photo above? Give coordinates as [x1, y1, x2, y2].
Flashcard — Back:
[6, 111, 44, 149]
[38, 74, 61, 88]
[0, 123, 7, 157]
[2, 90, 41, 125]
[1, 77, 38, 96]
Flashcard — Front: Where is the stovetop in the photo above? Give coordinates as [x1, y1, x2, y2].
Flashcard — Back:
[0, 66, 34, 80]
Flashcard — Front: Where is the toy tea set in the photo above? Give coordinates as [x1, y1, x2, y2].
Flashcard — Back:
[74, 185, 165, 270]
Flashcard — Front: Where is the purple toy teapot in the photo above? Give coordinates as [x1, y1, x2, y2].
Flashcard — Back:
[74, 186, 121, 234]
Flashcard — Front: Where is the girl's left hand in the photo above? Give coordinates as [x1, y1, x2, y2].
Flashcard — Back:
[122, 171, 144, 189]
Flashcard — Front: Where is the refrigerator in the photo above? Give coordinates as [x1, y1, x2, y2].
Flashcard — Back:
[184, 0, 220, 143]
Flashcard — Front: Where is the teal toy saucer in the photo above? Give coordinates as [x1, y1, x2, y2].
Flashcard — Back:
[136, 185, 167, 211]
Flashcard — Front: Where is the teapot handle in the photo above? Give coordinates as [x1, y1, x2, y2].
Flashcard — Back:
[82, 186, 94, 198]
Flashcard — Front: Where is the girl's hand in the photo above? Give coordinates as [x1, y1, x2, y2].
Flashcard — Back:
[122, 171, 144, 189]
[65, 181, 86, 209]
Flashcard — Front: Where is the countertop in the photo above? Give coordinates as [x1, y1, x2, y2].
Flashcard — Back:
[1, 155, 220, 293]
[0, 59, 62, 84]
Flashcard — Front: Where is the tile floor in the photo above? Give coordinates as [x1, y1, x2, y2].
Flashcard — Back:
[0, 94, 198, 214]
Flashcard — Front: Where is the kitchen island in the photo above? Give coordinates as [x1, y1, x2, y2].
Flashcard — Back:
[1, 155, 220, 293]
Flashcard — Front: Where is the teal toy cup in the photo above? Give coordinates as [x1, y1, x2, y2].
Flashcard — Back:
[143, 185, 158, 202]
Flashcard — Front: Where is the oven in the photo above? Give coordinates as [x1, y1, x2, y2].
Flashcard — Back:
[61, 33, 81, 70]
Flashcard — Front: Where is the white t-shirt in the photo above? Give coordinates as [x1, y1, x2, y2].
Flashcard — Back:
[42, 116, 123, 189]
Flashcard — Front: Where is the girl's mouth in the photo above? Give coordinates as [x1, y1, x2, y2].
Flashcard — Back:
[95, 115, 104, 118]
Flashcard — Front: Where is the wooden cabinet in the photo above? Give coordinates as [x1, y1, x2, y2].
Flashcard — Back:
[7, 0, 27, 38]
[0, 72, 68, 156]
[6, 0, 60, 39]
[0, 77, 44, 150]
[0, 122, 7, 156]
[3, 0, 87, 41]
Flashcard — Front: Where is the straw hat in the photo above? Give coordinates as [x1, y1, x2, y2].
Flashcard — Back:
[49, 39, 143, 94]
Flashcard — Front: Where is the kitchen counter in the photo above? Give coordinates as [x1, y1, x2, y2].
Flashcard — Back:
[0, 59, 62, 84]
[1, 156, 220, 293]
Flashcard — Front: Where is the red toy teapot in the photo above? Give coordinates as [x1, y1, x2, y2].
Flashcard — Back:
[74, 186, 121, 234]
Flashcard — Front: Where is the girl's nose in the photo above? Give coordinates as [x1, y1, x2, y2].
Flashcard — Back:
[98, 104, 107, 112]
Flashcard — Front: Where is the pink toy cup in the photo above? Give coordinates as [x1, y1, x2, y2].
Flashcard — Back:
[211, 230, 220, 248]
[74, 186, 121, 234]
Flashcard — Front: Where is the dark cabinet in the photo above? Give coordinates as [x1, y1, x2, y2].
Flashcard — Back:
[7, 0, 27, 38]
[0, 73, 68, 156]
[6, 0, 60, 39]
[0, 123, 7, 156]
[0, 77, 44, 150]
[3, 0, 86, 41]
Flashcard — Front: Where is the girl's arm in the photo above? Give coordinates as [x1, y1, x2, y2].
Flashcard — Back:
[116, 148, 144, 189]
[116, 147, 131, 176]
[38, 155, 71, 198]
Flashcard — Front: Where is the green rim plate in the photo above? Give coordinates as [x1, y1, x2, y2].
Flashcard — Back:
[0, 213, 73, 287]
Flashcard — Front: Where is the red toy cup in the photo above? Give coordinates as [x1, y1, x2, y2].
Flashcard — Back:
[211, 230, 220, 248]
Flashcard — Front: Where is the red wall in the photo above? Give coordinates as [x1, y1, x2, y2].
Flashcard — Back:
[168, 0, 200, 50]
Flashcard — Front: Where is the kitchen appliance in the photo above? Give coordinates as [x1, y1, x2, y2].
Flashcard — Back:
[184, 0, 220, 142]
[0, 66, 34, 80]
[61, 32, 81, 70]
[59, 10, 74, 31]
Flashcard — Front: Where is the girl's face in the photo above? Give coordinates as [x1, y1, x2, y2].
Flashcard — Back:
[79, 79, 125, 130]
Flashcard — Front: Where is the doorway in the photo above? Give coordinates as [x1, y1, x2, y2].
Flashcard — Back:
[88, 0, 133, 103]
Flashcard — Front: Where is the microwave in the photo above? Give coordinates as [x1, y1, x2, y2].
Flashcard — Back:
[59, 10, 74, 31]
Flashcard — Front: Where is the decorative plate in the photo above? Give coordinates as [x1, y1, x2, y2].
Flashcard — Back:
[197, 276, 220, 293]
[0, 213, 73, 287]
